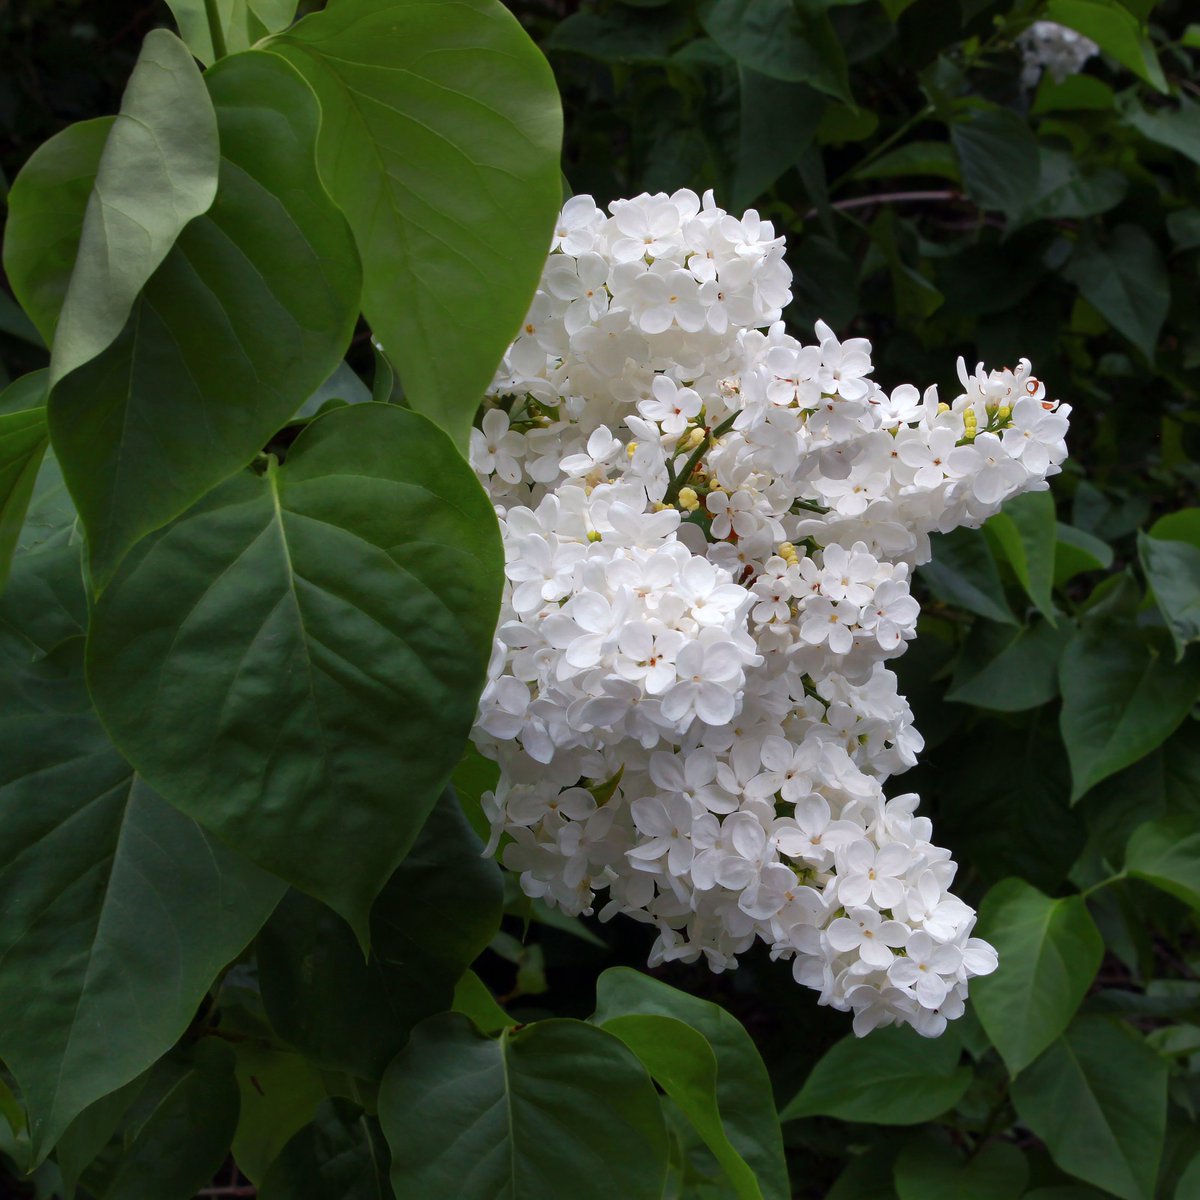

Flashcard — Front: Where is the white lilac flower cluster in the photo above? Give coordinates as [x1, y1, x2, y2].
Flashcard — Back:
[1018, 20, 1100, 90]
[469, 190, 1071, 1037]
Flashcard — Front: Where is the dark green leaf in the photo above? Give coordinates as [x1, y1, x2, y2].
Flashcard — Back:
[86, 404, 502, 943]
[600, 1014, 762, 1200]
[1139, 530, 1200, 662]
[541, 7, 692, 63]
[231, 1044, 327, 1184]
[258, 1098, 391, 1200]
[893, 1133, 1027, 1200]
[1125, 815, 1200, 911]
[91, 1042, 239, 1200]
[1016, 148, 1127, 226]
[55, 1076, 147, 1198]
[257, 788, 503, 1079]
[781, 1025, 971, 1126]
[1167, 209, 1200, 252]
[1122, 98, 1200, 169]
[1010, 1017, 1167, 1200]
[1054, 522, 1113, 587]
[1059, 626, 1200, 801]
[971, 878, 1104, 1075]
[0, 626, 283, 1161]
[49, 30, 219, 384]
[735, 68, 824, 207]
[1062, 225, 1169, 363]
[951, 105, 1040, 220]
[827, 1144, 900, 1200]
[48, 50, 362, 588]
[0, 373, 49, 591]
[270, 0, 563, 450]
[452, 970, 511, 1035]
[697, 0, 852, 104]
[1045, 0, 1167, 92]
[2, 118, 113, 346]
[947, 617, 1072, 711]
[918, 525, 1016, 624]
[379, 1015, 668, 1200]
[593, 967, 789, 1200]
[851, 141, 961, 184]
[985, 489, 1058, 621]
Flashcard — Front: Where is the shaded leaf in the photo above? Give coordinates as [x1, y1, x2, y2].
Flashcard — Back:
[947, 617, 1072, 711]
[1125, 815, 1200, 911]
[782, 1024, 970, 1125]
[1045, 0, 1167, 92]
[379, 1015, 668, 1200]
[1011, 1017, 1167, 1200]
[48, 50, 362, 588]
[894, 1133, 1028, 1200]
[918, 525, 1016, 624]
[87, 404, 502, 943]
[0, 373, 49, 591]
[257, 788, 503, 1079]
[1139, 529, 1200, 662]
[951, 105, 1039, 220]
[971, 878, 1104, 1076]
[985, 489, 1058, 621]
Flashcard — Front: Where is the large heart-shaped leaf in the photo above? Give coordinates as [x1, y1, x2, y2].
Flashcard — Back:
[379, 1015, 668, 1200]
[1138, 528, 1200, 662]
[49, 30, 219, 385]
[87, 403, 502, 943]
[593, 967, 789, 1200]
[1124, 815, 1200, 911]
[165, 0, 300, 64]
[2, 118, 113, 346]
[1059, 625, 1200, 801]
[1011, 1017, 1167, 1200]
[894, 1134, 1028, 1200]
[781, 1024, 971, 1126]
[257, 788, 503, 1079]
[48, 49, 362, 589]
[269, 0, 563, 449]
[0, 633, 283, 1161]
[970, 878, 1104, 1076]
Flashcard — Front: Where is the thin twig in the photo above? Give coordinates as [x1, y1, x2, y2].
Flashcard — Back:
[804, 189, 967, 220]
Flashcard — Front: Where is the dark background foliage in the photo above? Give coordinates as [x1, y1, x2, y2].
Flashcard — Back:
[2, 0, 1199, 1197]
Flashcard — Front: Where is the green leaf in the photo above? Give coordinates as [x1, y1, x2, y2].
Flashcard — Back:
[55, 1077, 147, 1198]
[1124, 97, 1200, 168]
[165, 0, 301, 64]
[1149, 508, 1200, 549]
[593, 967, 789, 1200]
[918, 526, 1017, 624]
[697, 0, 852, 104]
[1032, 73, 1116, 113]
[90, 1042, 240, 1200]
[781, 1024, 971, 1126]
[0, 628, 283, 1161]
[1125, 815, 1200, 910]
[231, 1044, 327, 1184]
[1167, 208, 1200, 252]
[947, 617, 1072, 711]
[1011, 1017, 1168, 1200]
[1054, 522, 1113, 587]
[827, 1144, 900, 1200]
[258, 1098, 390, 1200]
[1139, 530, 1200, 662]
[2, 118, 112, 347]
[1062, 225, 1169, 363]
[985, 489, 1058, 621]
[86, 404, 502, 943]
[851, 141, 962, 184]
[257, 787, 503, 1078]
[541, 7, 691, 63]
[971, 878, 1104, 1076]
[735, 68, 824, 207]
[48, 50, 362, 589]
[600, 1014, 762, 1200]
[894, 1133, 1028, 1200]
[1045, 0, 1167, 92]
[950, 105, 1040, 220]
[49, 30, 219, 385]
[270, 0, 563, 450]
[379, 1015, 669, 1200]
[1059, 626, 1200, 801]
[452, 970, 511, 1035]
[0, 373, 50, 592]
[1015, 147, 1127, 226]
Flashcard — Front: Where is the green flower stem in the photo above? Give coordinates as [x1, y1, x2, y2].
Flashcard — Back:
[204, 0, 228, 60]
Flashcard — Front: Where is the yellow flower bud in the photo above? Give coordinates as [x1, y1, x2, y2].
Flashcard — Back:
[652, 501, 675, 512]
[683, 427, 706, 450]
[937, 402, 950, 414]
[626, 441, 638, 458]
[997, 404, 1011, 421]
[587, 530, 602, 543]
[677, 487, 700, 512]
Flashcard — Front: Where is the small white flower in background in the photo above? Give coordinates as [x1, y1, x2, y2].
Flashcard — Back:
[461, 189, 1069, 1039]
[1018, 20, 1100, 90]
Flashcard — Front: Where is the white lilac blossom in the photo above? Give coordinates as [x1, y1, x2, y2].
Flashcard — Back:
[1018, 20, 1100, 90]
[468, 189, 1069, 1038]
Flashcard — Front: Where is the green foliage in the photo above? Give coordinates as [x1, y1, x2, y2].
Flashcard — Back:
[0, 0, 1197, 1196]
